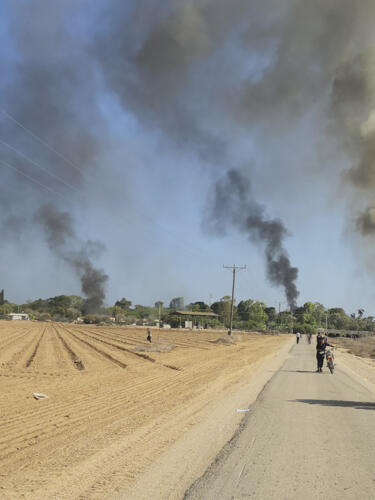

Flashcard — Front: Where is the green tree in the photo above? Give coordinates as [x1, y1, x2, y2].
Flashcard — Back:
[265, 307, 277, 324]
[237, 299, 267, 329]
[189, 301, 210, 312]
[46, 295, 73, 317]
[28, 298, 48, 312]
[237, 299, 254, 321]
[0, 303, 12, 315]
[293, 302, 317, 331]
[65, 307, 80, 320]
[312, 302, 326, 327]
[69, 295, 84, 312]
[364, 316, 375, 331]
[327, 308, 349, 330]
[279, 311, 293, 331]
[108, 305, 127, 323]
[133, 305, 152, 319]
[115, 298, 132, 311]
[211, 296, 232, 326]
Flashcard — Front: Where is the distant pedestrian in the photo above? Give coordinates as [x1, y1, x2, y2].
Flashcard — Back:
[296, 331, 301, 344]
[146, 328, 152, 343]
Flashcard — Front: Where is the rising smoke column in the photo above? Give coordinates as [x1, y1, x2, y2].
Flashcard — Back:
[94, 2, 375, 236]
[36, 204, 108, 313]
[331, 51, 375, 238]
[4, 0, 375, 304]
[209, 170, 299, 309]
[0, 1, 111, 303]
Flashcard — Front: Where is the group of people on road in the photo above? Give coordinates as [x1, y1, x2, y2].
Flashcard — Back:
[295, 331, 335, 372]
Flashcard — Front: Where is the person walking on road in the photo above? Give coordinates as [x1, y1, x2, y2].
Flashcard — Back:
[296, 331, 301, 344]
[316, 334, 334, 372]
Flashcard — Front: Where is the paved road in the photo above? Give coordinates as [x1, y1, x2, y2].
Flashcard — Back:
[185, 340, 375, 499]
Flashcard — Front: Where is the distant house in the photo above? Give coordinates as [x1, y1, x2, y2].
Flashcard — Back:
[8, 313, 30, 321]
[170, 310, 218, 329]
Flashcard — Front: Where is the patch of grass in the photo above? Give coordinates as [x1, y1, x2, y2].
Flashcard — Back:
[335, 337, 375, 359]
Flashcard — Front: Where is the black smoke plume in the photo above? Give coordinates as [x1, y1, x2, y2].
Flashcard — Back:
[4, 0, 375, 305]
[331, 52, 375, 236]
[357, 207, 375, 236]
[209, 170, 299, 309]
[36, 204, 108, 313]
[0, 1, 110, 304]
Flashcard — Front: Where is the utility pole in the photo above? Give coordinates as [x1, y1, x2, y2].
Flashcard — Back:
[325, 312, 328, 337]
[291, 310, 294, 333]
[278, 301, 284, 331]
[223, 264, 247, 336]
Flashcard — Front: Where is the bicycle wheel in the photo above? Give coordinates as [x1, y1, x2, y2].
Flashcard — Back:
[328, 361, 334, 374]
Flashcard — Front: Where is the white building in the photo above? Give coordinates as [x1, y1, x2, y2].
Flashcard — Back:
[8, 313, 30, 321]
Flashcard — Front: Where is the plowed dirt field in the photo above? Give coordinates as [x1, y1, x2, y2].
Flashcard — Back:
[0, 322, 289, 499]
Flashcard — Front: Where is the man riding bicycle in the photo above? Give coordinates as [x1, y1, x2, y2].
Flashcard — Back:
[316, 334, 335, 372]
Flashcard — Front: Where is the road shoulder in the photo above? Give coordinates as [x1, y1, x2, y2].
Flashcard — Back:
[336, 347, 375, 392]
[118, 336, 294, 500]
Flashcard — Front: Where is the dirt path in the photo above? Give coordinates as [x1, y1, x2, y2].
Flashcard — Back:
[0, 323, 291, 499]
[186, 339, 375, 499]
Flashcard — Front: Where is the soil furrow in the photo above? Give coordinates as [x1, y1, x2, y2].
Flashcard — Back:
[63, 329, 127, 368]
[25, 328, 46, 367]
[0, 321, 288, 499]
[54, 326, 85, 370]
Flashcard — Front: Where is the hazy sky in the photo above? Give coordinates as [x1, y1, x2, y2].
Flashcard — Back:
[2, 1, 375, 315]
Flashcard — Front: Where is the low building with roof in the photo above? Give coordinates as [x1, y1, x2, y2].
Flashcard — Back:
[8, 313, 30, 321]
[168, 310, 218, 329]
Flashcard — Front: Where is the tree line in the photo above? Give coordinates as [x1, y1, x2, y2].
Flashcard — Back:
[0, 294, 374, 334]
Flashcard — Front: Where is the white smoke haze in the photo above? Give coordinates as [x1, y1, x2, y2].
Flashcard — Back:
[2, 1, 375, 309]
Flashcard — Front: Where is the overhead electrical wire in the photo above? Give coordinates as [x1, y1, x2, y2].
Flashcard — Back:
[0, 109, 216, 265]
[0, 139, 213, 262]
[0, 158, 64, 198]
[0, 108, 89, 177]
[0, 137, 80, 194]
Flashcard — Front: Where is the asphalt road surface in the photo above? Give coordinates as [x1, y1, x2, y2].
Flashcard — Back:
[185, 339, 375, 499]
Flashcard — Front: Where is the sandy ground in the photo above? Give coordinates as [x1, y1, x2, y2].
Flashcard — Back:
[0, 322, 291, 499]
[186, 337, 375, 499]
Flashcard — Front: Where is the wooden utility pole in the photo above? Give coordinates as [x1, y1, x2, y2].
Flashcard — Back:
[223, 264, 247, 336]
[278, 301, 284, 331]
[325, 312, 328, 337]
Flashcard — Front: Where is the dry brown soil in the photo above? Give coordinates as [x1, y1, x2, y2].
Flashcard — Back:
[0, 322, 289, 499]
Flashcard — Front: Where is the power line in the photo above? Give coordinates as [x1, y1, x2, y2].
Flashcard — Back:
[0, 143, 215, 263]
[0, 137, 79, 194]
[0, 109, 206, 255]
[0, 108, 88, 177]
[0, 158, 64, 198]
[1, 154, 206, 264]
[0, 110, 219, 265]
[223, 264, 247, 336]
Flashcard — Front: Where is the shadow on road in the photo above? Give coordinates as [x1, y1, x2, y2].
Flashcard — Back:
[292, 399, 375, 410]
[280, 370, 317, 373]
